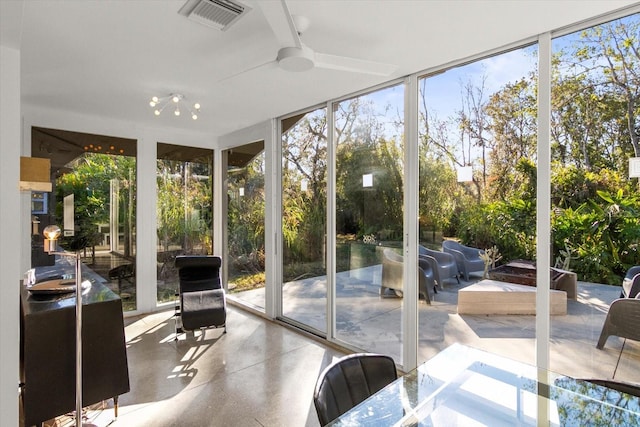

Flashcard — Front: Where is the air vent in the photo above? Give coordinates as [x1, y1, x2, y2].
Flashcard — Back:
[178, 0, 250, 31]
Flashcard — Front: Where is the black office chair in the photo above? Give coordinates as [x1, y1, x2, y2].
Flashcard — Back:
[313, 353, 398, 426]
[174, 255, 226, 337]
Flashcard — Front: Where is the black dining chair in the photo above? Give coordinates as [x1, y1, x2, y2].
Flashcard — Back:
[174, 255, 226, 337]
[313, 353, 398, 426]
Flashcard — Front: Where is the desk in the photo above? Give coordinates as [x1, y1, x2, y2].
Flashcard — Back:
[20, 264, 130, 426]
[329, 344, 640, 426]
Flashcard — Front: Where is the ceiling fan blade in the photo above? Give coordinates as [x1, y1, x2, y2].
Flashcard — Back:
[314, 52, 398, 76]
[218, 59, 277, 83]
[257, 0, 302, 48]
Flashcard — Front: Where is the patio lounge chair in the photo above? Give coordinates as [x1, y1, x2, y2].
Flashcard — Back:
[381, 248, 436, 303]
[442, 240, 485, 281]
[596, 298, 640, 349]
[621, 266, 640, 298]
[419, 245, 459, 287]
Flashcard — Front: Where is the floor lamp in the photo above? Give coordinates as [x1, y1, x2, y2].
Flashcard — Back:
[43, 225, 84, 427]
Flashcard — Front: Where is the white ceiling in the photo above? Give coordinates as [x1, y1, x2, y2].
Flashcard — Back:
[1, 0, 638, 139]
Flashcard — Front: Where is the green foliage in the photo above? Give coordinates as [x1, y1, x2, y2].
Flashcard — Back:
[227, 153, 266, 278]
[281, 108, 328, 267]
[55, 153, 136, 252]
[552, 190, 640, 284]
[156, 157, 213, 255]
[457, 198, 536, 262]
[336, 138, 404, 240]
[485, 77, 538, 201]
[551, 165, 627, 209]
[418, 154, 457, 236]
[435, 15, 640, 288]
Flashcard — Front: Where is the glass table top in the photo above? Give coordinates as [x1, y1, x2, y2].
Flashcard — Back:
[329, 343, 640, 426]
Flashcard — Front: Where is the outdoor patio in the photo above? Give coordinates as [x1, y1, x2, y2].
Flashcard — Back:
[232, 265, 640, 384]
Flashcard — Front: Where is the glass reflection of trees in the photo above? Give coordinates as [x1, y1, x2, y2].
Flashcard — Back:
[334, 88, 405, 270]
[156, 145, 213, 304]
[55, 152, 137, 310]
[553, 377, 640, 426]
[282, 109, 327, 283]
[226, 152, 265, 293]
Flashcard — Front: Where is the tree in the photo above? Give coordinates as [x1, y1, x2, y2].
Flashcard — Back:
[55, 153, 136, 255]
[157, 157, 212, 254]
[418, 153, 457, 240]
[282, 108, 327, 263]
[227, 153, 266, 275]
[484, 77, 538, 201]
[569, 16, 640, 159]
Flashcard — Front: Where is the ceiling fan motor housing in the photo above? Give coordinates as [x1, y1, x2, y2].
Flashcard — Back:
[277, 46, 315, 72]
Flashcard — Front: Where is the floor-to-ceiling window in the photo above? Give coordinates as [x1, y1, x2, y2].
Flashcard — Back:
[550, 12, 640, 384]
[31, 127, 138, 311]
[281, 108, 328, 333]
[333, 83, 405, 362]
[156, 143, 213, 304]
[224, 141, 266, 310]
[223, 8, 640, 385]
[417, 44, 539, 364]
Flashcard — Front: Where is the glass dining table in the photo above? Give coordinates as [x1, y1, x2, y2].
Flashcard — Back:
[328, 343, 640, 426]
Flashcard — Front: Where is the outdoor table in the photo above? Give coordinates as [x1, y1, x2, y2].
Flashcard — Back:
[328, 343, 640, 426]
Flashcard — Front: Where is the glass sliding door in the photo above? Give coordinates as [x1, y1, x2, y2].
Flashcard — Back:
[31, 127, 138, 311]
[224, 142, 266, 310]
[334, 84, 405, 362]
[550, 12, 640, 384]
[281, 108, 328, 333]
[156, 143, 213, 305]
[417, 44, 538, 364]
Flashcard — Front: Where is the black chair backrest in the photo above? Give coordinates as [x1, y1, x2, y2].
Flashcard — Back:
[313, 353, 398, 426]
[174, 256, 222, 292]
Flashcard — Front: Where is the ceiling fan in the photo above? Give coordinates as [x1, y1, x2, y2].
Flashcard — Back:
[229, 0, 398, 78]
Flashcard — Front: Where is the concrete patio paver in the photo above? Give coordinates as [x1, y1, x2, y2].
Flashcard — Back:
[231, 265, 640, 383]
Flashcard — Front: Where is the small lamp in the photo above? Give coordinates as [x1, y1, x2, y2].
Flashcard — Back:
[43, 224, 84, 426]
[43, 224, 61, 253]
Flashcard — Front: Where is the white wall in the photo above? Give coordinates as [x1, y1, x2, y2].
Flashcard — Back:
[0, 44, 22, 427]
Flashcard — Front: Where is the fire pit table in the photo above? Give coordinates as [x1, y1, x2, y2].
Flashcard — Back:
[488, 260, 577, 300]
[458, 279, 567, 315]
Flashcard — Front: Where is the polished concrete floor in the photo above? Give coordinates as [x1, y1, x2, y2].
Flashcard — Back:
[48, 307, 346, 427]
[45, 266, 640, 426]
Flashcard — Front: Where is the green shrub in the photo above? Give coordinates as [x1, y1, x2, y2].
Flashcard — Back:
[456, 199, 536, 263]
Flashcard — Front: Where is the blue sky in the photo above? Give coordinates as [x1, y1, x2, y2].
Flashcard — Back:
[422, 45, 538, 125]
[339, 10, 639, 168]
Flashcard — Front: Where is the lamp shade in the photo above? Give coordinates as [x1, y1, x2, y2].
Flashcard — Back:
[43, 224, 61, 253]
[20, 157, 52, 192]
